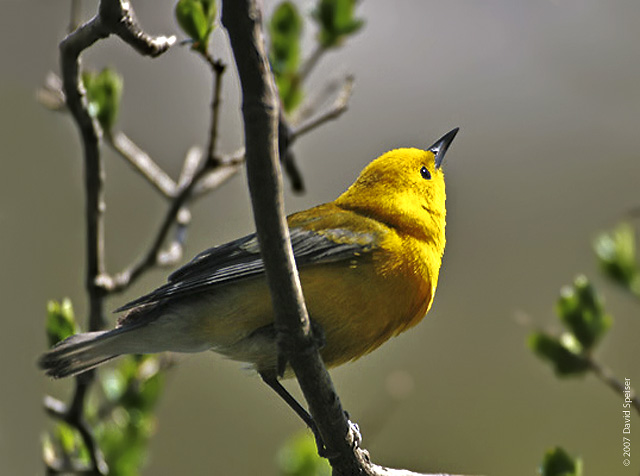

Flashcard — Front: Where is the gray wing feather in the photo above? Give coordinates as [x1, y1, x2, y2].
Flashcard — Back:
[116, 227, 378, 312]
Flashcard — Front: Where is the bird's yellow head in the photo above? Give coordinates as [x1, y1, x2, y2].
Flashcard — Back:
[335, 129, 458, 243]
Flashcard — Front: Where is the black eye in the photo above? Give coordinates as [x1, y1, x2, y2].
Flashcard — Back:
[420, 166, 431, 180]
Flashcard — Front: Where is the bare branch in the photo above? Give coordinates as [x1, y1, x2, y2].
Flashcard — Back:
[292, 76, 347, 124]
[108, 158, 223, 293]
[107, 131, 177, 197]
[203, 56, 227, 167]
[291, 75, 354, 142]
[588, 357, 640, 416]
[98, 0, 175, 57]
[299, 43, 327, 83]
[50, 3, 176, 473]
[178, 147, 205, 188]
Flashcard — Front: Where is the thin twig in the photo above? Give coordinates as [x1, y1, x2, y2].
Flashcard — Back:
[292, 76, 346, 124]
[44, 395, 108, 474]
[107, 58, 231, 292]
[203, 55, 227, 167]
[108, 159, 217, 292]
[588, 357, 640, 416]
[107, 131, 177, 197]
[299, 43, 326, 83]
[179, 147, 205, 188]
[290, 75, 354, 142]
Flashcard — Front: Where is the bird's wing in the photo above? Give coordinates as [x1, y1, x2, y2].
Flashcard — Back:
[116, 219, 382, 312]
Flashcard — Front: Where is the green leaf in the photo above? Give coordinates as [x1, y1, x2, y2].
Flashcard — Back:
[539, 447, 583, 476]
[528, 332, 590, 376]
[269, 2, 304, 112]
[277, 432, 331, 476]
[175, 0, 216, 53]
[594, 222, 640, 295]
[556, 275, 612, 351]
[270, 2, 303, 73]
[46, 298, 78, 347]
[82, 68, 123, 132]
[312, 0, 364, 48]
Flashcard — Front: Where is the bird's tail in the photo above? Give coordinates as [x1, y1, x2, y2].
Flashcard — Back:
[38, 327, 133, 378]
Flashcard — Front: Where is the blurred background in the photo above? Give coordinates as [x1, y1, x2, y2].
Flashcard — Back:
[2, 1, 640, 475]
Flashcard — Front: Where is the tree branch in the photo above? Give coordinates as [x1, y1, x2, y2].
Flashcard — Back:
[290, 75, 354, 142]
[52, 2, 175, 473]
[222, 2, 467, 475]
[98, 0, 175, 57]
[588, 357, 640, 416]
[107, 131, 177, 197]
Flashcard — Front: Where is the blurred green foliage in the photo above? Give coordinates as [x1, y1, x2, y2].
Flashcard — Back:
[175, 0, 217, 54]
[531, 221, 640, 474]
[43, 300, 167, 475]
[45, 298, 78, 347]
[594, 222, 640, 297]
[528, 275, 611, 376]
[269, 2, 304, 112]
[95, 355, 166, 476]
[277, 432, 331, 476]
[539, 447, 583, 476]
[268, 0, 363, 112]
[556, 275, 612, 352]
[312, 0, 364, 49]
[82, 68, 123, 133]
[528, 332, 590, 377]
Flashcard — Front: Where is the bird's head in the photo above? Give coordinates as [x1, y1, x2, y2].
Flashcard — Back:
[335, 128, 459, 241]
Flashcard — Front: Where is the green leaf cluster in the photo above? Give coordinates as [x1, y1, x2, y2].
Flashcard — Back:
[82, 68, 123, 133]
[43, 298, 167, 476]
[267, 0, 363, 113]
[556, 275, 612, 351]
[175, 0, 217, 54]
[95, 355, 166, 476]
[594, 222, 640, 296]
[45, 298, 78, 347]
[539, 447, 583, 476]
[529, 275, 611, 376]
[269, 2, 304, 112]
[277, 432, 331, 476]
[312, 0, 364, 49]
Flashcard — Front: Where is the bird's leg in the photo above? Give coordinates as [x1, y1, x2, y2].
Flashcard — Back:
[259, 372, 330, 456]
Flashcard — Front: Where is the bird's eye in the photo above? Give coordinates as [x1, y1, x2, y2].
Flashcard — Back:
[420, 166, 431, 180]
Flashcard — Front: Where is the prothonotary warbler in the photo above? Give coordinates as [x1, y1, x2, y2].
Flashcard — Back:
[39, 129, 458, 392]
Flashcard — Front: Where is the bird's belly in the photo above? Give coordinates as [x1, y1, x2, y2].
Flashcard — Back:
[189, 260, 432, 372]
[301, 260, 432, 368]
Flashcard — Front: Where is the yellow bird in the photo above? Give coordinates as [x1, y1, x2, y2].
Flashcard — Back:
[39, 129, 458, 390]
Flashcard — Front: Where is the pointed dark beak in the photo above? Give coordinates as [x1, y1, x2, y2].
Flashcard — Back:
[429, 127, 459, 169]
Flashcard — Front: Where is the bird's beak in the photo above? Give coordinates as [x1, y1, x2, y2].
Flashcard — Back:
[429, 127, 459, 169]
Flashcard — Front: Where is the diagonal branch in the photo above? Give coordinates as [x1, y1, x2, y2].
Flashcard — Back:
[588, 357, 640, 416]
[107, 131, 177, 197]
[290, 75, 354, 142]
